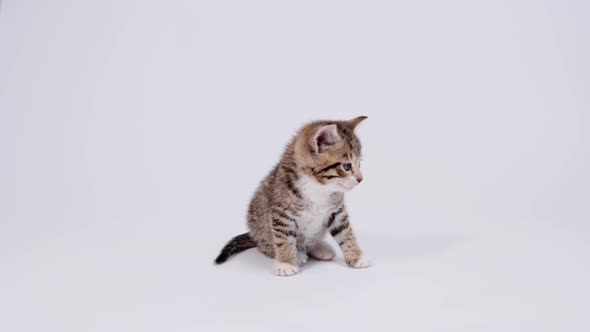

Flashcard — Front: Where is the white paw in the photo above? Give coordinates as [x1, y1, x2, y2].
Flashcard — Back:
[273, 261, 299, 277]
[309, 242, 335, 261]
[297, 251, 308, 266]
[350, 255, 371, 269]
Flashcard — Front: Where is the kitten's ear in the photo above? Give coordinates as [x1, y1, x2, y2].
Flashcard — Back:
[311, 124, 340, 153]
[347, 116, 368, 131]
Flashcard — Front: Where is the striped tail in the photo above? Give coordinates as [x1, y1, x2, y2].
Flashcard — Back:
[214, 232, 257, 264]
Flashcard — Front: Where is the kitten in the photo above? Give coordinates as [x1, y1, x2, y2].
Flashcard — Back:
[214, 116, 370, 276]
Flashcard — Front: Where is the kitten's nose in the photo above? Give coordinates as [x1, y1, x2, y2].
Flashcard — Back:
[356, 177, 363, 183]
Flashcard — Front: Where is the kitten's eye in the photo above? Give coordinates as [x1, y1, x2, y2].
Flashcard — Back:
[342, 163, 352, 171]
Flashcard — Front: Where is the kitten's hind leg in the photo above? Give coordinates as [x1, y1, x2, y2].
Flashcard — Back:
[308, 241, 335, 261]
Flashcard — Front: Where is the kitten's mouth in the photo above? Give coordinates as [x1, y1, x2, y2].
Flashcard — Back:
[338, 182, 357, 191]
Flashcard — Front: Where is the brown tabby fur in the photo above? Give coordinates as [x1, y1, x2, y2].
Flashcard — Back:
[215, 116, 369, 273]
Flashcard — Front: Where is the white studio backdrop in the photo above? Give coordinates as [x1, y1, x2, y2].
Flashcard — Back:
[1, 1, 589, 331]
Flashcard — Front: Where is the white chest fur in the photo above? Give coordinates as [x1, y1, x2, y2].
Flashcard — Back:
[295, 175, 340, 247]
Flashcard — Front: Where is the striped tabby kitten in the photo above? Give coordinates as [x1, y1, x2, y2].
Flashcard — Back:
[214, 116, 370, 276]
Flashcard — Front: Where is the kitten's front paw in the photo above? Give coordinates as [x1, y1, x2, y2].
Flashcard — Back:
[347, 255, 371, 269]
[273, 261, 299, 277]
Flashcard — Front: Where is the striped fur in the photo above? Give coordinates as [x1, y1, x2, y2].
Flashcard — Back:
[214, 116, 370, 276]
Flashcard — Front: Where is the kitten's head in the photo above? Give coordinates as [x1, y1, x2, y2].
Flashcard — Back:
[295, 116, 367, 193]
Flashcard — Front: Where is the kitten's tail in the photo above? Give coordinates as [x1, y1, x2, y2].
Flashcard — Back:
[214, 232, 257, 264]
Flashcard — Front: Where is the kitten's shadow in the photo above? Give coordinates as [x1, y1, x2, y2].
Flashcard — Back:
[232, 233, 464, 272]
[358, 232, 465, 261]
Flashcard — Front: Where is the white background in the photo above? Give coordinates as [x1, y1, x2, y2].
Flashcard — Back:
[1, 1, 589, 331]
